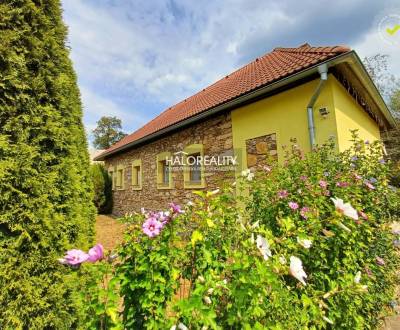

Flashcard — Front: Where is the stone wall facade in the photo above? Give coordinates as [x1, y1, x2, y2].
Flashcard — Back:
[245, 133, 278, 170]
[104, 113, 235, 216]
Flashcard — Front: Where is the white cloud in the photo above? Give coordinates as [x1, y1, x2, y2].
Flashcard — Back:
[352, 29, 400, 76]
[62, 0, 294, 107]
[61, 0, 400, 140]
[80, 86, 147, 134]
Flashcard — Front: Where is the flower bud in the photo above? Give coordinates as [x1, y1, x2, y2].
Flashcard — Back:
[250, 233, 255, 244]
[338, 222, 351, 232]
[208, 189, 220, 196]
[376, 256, 385, 266]
[107, 253, 118, 262]
[178, 323, 188, 330]
[322, 316, 334, 325]
[323, 292, 331, 299]
[319, 300, 328, 309]
[354, 271, 361, 284]
[322, 229, 335, 237]
[203, 296, 212, 305]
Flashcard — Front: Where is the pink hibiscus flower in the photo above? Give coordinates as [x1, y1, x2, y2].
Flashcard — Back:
[364, 181, 375, 190]
[288, 202, 299, 210]
[300, 206, 310, 219]
[319, 180, 328, 189]
[336, 181, 349, 188]
[59, 249, 89, 266]
[142, 217, 163, 238]
[169, 202, 184, 214]
[87, 244, 104, 262]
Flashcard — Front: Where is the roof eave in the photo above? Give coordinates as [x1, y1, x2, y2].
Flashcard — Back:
[96, 51, 381, 161]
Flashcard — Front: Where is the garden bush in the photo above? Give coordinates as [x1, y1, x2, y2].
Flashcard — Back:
[91, 164, 113, 214]
[58, 244, 122, 330]
[110, 133, 400, 329]
[0, 0, 95, 328]
[244, 135, 400, 329]
[64, 133, 399, 329]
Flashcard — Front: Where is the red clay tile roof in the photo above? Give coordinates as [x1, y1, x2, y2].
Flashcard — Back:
[99, 44, 350, 158]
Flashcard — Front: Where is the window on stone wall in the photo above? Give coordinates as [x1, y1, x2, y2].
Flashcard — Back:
[161, 160, 169, 184]
[116, 165, 125, 190]
[131, 159, 142, 190]
[184, 144, 205, 189]
[157, 152, 173, 189]
[189, 153, 201, 183]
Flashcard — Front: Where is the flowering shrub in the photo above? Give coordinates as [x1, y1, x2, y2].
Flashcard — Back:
[76, 255, 122, 330]
[117, 205, 185, 328]
[91, 132, 399, 329]
[245, 134, 400, 328]
[59, 244, 104, 265]
[59, 244, 122, 329]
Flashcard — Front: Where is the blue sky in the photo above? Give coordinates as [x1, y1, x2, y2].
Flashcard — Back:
[61, 0, 400, 146]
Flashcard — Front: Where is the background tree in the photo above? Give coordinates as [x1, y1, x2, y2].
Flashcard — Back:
[363, 54, 400, 117]
[92, 116, 127, 149]
[390, 89, 400, 116]
[363, 54, 400, 185]
[0, 0, 95, 328]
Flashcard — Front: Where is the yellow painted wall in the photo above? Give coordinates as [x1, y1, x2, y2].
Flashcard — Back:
[231, 75, 338, 173]
[331, 77, 381, 151]
[231, 74, 381, 175]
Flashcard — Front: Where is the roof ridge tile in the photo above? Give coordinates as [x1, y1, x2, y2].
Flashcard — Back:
[274, 45, 350, 54]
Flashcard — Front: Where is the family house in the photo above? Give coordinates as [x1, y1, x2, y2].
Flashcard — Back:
[94, 44, 396, 216]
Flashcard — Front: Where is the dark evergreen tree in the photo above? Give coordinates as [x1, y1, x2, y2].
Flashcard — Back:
[0, 0, 95, 328]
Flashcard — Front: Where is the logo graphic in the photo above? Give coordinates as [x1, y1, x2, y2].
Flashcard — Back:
[386, 24, 400, 36]
[165, 150, 238, 172]
[378, 14, 400, 45]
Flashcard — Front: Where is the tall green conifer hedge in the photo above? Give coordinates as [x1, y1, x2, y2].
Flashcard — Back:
[0, 1, 95, 328]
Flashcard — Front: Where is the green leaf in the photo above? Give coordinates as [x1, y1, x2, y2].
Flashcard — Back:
[191, 230, 204, 246]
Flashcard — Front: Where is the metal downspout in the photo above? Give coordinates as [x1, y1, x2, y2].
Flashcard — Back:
[307, 64, 328, 148]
